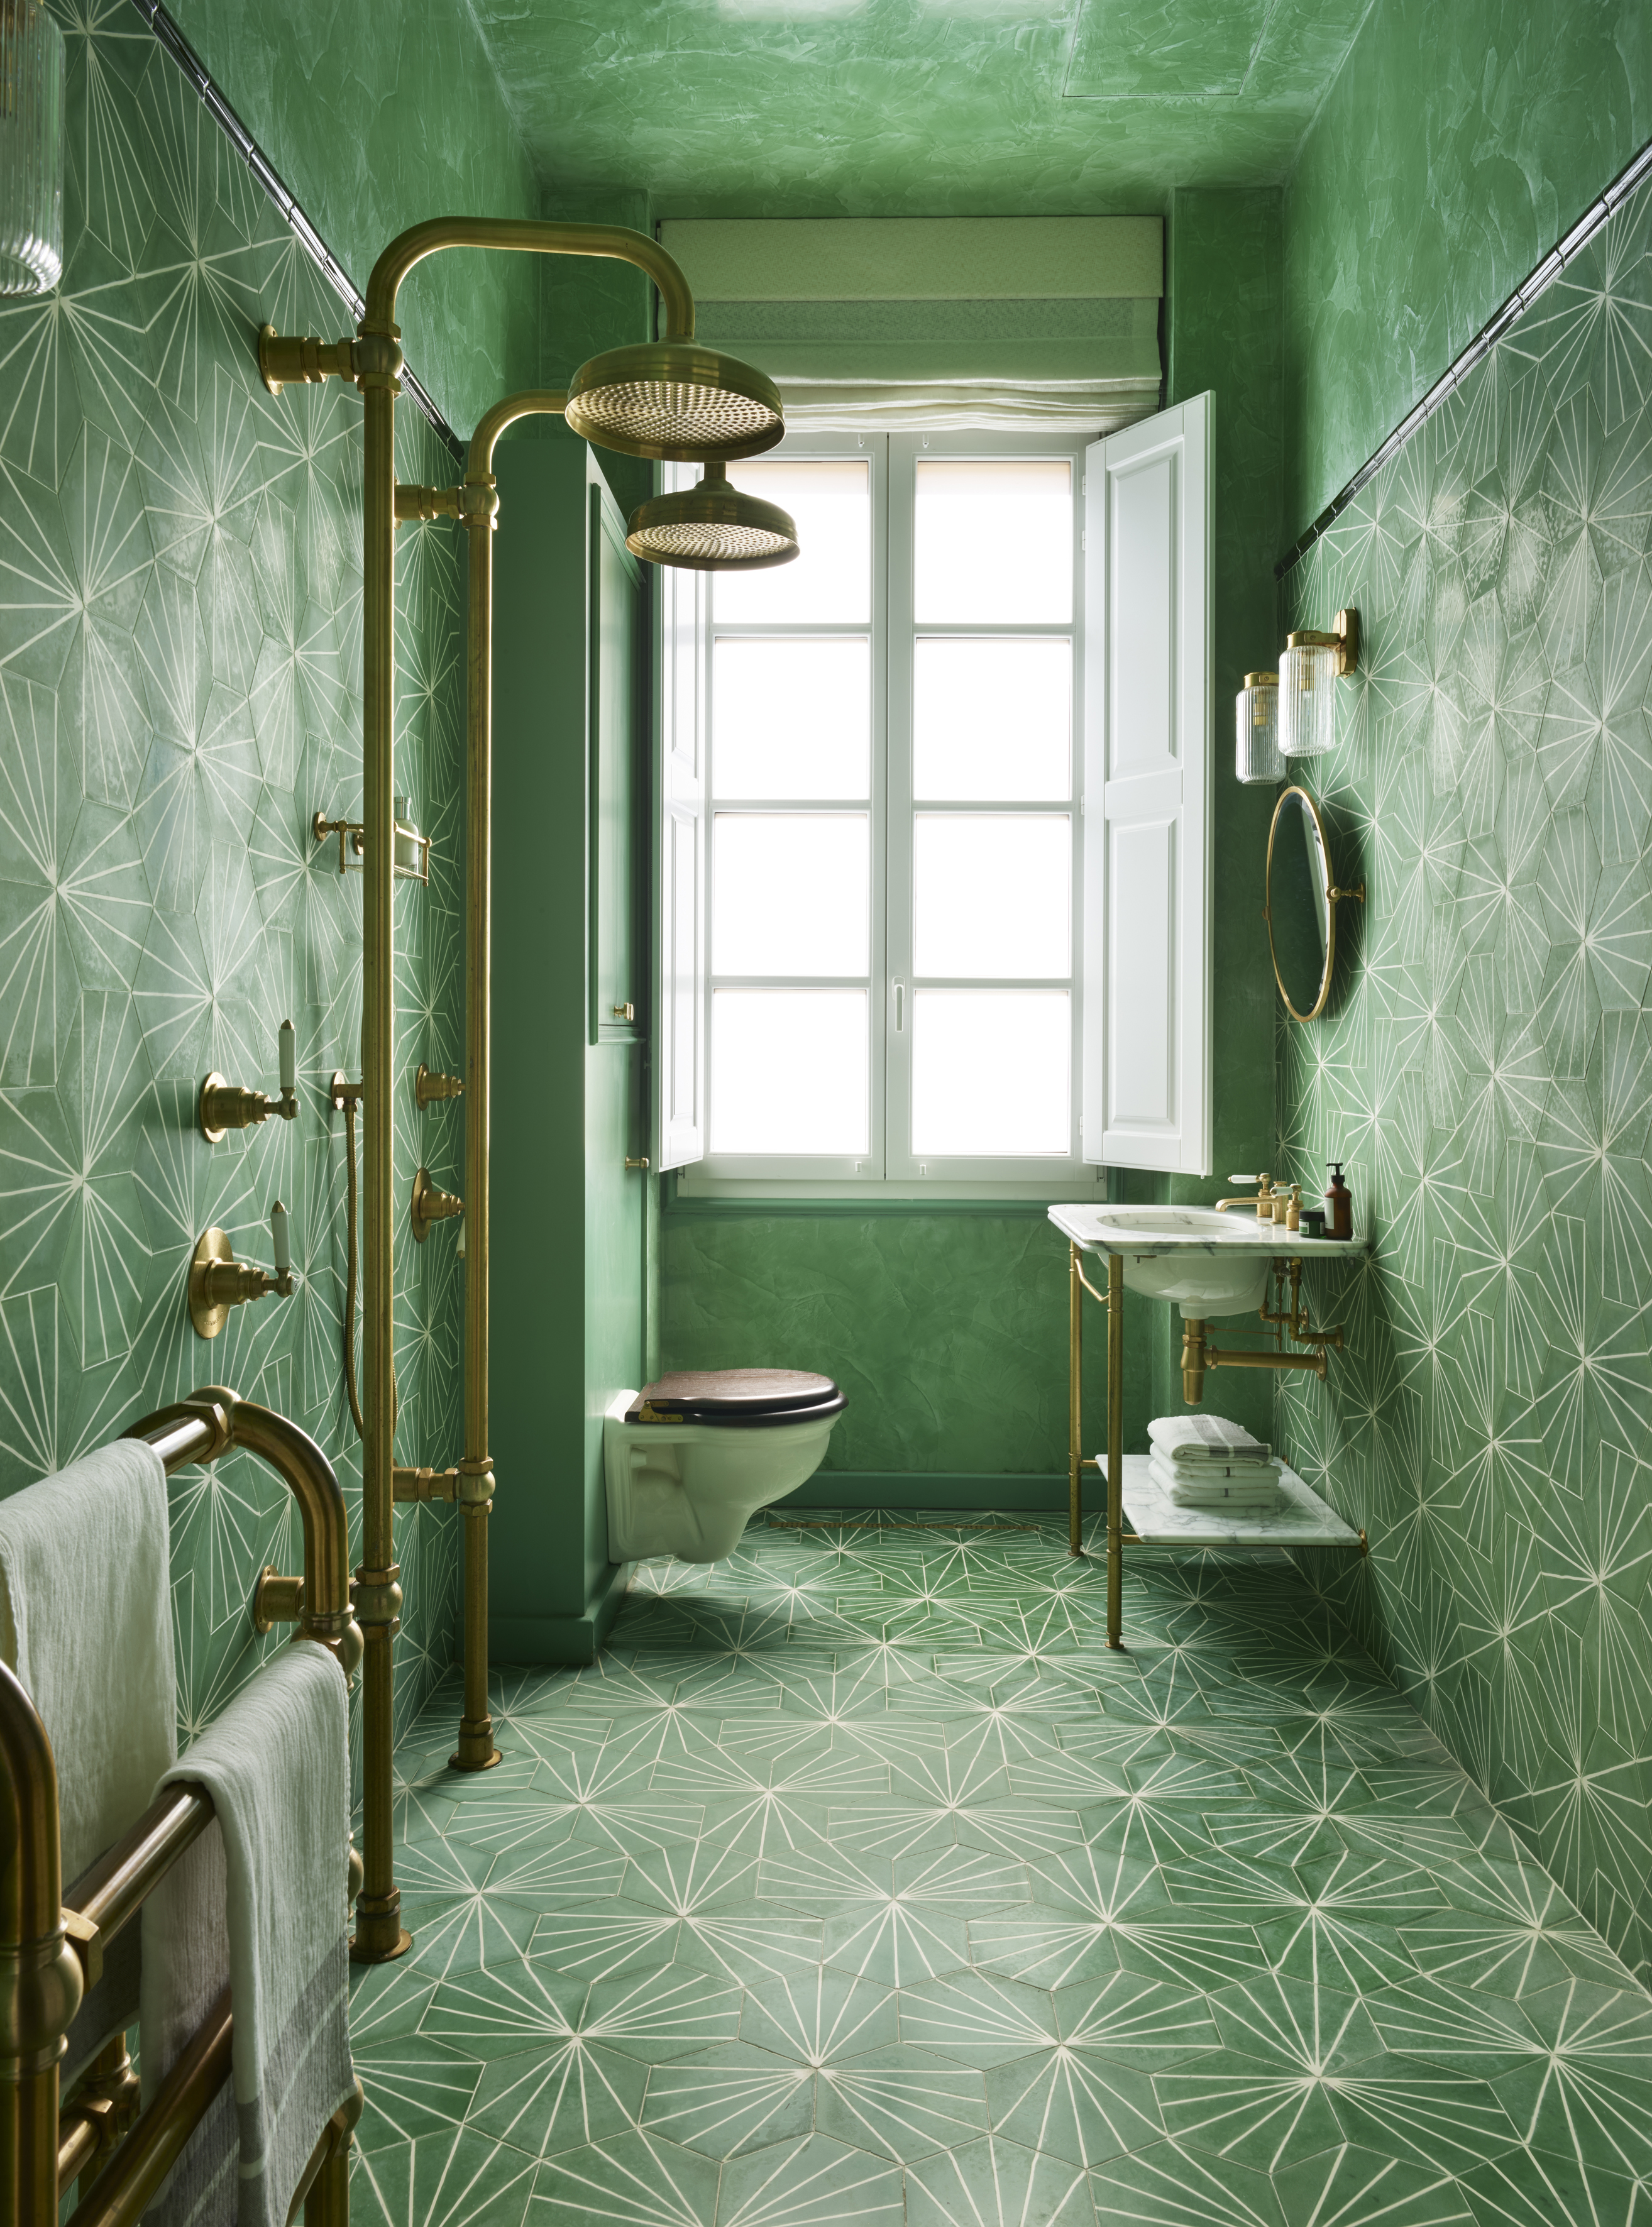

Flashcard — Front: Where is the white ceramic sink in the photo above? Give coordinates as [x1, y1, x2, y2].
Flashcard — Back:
[1048, 1202, 1353, 1319]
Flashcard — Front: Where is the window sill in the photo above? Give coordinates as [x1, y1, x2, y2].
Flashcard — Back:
[666, 1171, 1108, 1214]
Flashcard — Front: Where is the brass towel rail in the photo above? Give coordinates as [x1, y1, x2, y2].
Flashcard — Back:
[1, 1385, 363, 2226]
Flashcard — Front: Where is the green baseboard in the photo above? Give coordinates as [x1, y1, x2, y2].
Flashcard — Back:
[490, 1556, 636, 1665]
[778, 1471, 1068, 1511]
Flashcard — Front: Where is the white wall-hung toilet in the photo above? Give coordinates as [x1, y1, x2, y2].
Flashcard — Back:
[604, 1370, 846, 1563]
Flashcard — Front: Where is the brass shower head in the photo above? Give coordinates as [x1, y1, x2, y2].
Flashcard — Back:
[564, 342, 785, 463]
[624, 461, 801, 573]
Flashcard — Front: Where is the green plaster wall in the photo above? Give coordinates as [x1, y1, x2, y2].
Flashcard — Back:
[0, 7, 466, 1776]
[660, 1208, 1118, 1485]
[489, 436, 647, 1661]
[1273, 172, 1652, 1985]
[167, 0, 542, 437]
[1281, 0, 1651, 541]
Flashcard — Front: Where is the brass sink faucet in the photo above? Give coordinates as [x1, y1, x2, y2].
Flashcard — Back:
[1215, 1173, 1273, 1218]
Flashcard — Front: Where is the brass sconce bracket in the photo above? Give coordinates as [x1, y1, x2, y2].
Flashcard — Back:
[416, 1063, 463, 1107]
[1285, 607, 1360, 675]
[188, 1214, 296, 1340]
[410, 1166, 463, 1243]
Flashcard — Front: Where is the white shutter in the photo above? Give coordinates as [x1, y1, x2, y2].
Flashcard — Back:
[655, 547, 707, 1170]
[1081, 394, 1213, 1176]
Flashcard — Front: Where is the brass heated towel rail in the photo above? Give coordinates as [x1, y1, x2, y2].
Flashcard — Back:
[1, 1386, 363, 2227]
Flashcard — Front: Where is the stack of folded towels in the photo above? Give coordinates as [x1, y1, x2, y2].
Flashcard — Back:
[1147, 1414, 1284, 1514]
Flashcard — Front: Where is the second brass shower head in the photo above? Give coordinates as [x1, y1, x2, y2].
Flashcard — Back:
[625, 459, 800, 573]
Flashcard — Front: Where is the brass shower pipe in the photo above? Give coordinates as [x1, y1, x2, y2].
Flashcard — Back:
[258, 218, 781, 1964]
[395, 388, 572, 1777]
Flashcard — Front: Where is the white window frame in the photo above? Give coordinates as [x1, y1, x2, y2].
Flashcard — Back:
[675, 428, 1103, 1202]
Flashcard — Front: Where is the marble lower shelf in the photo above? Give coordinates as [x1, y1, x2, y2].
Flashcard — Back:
[1106, 1453, 1363, 1549]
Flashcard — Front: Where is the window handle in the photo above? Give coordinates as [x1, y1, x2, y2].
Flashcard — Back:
[894, 981, 905, 1032]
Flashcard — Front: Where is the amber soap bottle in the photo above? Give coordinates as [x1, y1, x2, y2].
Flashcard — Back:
[1324, 1162, 1352, 1241]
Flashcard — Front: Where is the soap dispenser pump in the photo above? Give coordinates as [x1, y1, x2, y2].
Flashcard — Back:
[1324, 1162, 1352, 1241]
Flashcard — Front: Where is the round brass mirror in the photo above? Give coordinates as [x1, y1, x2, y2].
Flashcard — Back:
[1265, 786, 1363, 1021]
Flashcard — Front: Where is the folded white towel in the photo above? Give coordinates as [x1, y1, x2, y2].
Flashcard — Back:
[142, 1642, 354, 2227]
[1148, 1453, 1282, 1509]
[1148, 1414, 1272, 1463]
[0, 1437, 175, 2078]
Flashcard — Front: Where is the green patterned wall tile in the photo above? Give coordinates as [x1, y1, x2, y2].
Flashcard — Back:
[1275, 173, 1652, 1989]
[0, 7, 468, 1782]
[164, 0, 542, 437]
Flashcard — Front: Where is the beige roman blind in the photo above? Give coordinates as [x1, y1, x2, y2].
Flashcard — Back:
[658, 217, 1162, 432]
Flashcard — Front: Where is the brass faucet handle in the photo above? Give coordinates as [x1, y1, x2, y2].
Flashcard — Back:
[410, 1167, 464, 1243]
[416, 1063, 464, 1108]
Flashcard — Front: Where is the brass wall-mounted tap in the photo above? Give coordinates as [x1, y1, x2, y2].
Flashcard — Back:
[199, 1021, 299, 1141]
[189, 1205, 297, 1338]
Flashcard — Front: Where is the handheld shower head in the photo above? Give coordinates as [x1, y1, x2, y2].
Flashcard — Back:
[624, 461, 800, 573]
[564, 342, 785, 463]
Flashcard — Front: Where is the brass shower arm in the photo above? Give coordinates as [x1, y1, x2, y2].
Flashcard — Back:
[394, 484, 462, 524]
[469, 390, 569, 477]
[362, 219, 696, 339]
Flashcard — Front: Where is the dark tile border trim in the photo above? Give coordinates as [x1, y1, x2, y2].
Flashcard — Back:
[126, 0, 465, 459]
[1277, 131, 1652, 580]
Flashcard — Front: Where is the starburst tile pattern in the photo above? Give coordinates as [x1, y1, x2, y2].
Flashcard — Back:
[0, 3, 465, 1773]
[350, 1510, 1652, 2227]
[1277, 173, 1652, 1988]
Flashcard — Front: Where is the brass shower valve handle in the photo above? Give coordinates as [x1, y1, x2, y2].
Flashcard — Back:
[410, 1166, 463, 1243]
[416, 1063, 463, 1107]
[198, 1020, 299, 1141]
[188, 1207, 297, 1339]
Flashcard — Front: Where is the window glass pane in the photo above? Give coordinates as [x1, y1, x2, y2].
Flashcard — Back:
[713, 812, 869, 976]
[713, 637, 871, 800]
[914, 637, 1070, 801]
[717, 459, 870, 624]
[913, 813, 1071, 978]
[911, 989, 1070, 1156]
[712, 989, 869, 1155]
[914, 460, 1071, 623]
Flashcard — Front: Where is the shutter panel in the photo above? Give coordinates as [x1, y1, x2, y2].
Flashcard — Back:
[1081, 394, 1213, 1176]
[655, 548, 707, 1170]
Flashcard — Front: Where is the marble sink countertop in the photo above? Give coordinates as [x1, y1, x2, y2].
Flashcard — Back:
[1050, 1202, 1367, 1257]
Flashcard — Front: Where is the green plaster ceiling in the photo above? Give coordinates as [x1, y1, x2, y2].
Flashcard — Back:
[469, 0, 1376, 217]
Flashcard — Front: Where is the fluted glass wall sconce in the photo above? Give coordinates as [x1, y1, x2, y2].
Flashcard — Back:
[0, 0, 65, 296]
[1279, 608, 1359, 758]
[1235, 671, 1284, 784]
